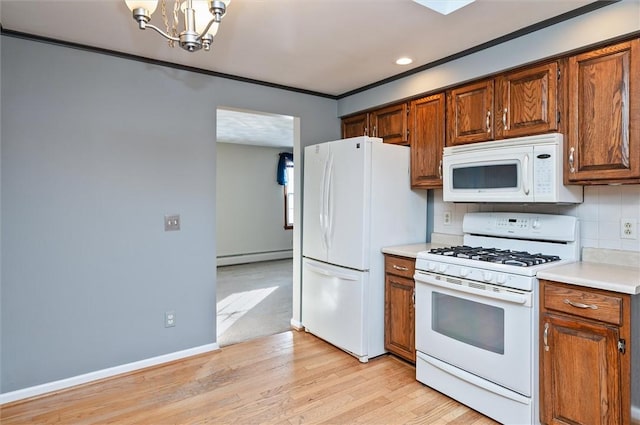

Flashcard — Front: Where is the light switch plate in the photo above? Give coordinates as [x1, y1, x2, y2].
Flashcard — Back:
[165, 214, 180, 231]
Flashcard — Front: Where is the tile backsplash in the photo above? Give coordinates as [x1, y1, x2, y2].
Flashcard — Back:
[433, 185, 640, 253]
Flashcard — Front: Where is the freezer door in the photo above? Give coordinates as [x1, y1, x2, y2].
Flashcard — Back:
[302, 142, 330, 262]
[325, 138, 370, 270]
[301, 258, 366, 358]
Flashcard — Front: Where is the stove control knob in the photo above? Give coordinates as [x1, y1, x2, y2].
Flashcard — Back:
[532, 218, 541, 230]
[438, 264, 448, 273]
[427, 262, 436, 271]
[497, 274, 507, 284]
[459, 268, 470, 277]
[483, 271, 493, 282]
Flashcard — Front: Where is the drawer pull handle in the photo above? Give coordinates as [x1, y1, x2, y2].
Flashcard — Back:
[392, 265, 409, 271]
[564, 299, 598, 310]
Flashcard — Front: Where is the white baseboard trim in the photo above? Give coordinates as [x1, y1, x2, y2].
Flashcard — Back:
[290, 318, 303, 331]
[217, 250, 293, 266]
[632, 404, 640, 423]
[0, 343, 219, 405]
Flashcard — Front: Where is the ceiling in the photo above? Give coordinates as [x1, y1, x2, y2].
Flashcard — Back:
[217, 108, 294, 148]
[0, 0, 610, 148]
[1, 0, 607, 97]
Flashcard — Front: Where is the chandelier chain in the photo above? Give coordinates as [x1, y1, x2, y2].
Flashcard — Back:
[172, 0, 180, 44]
[160, 0, 173, 48]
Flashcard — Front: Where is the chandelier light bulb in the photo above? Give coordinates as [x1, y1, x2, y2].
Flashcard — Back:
[125, 0, 158, 14]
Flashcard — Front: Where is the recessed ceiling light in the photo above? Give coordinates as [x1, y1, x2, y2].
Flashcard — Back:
[412, 0, 475, 15]
[396, 57, 413, 66]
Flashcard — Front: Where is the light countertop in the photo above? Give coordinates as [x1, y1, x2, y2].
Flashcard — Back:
[382, 240, 640, 295]
[381, 233, 464, 258]
[537, 262, 640, 295]
[381, 243, 432, 258]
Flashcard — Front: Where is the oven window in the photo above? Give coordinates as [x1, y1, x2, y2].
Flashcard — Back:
[432, 292, 505, 354]
[452, 164, 517, 189]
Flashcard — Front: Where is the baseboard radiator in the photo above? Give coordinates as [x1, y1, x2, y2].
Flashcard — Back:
[217, 249, 293, 266]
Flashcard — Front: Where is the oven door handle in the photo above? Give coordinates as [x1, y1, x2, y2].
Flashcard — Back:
[414, 272, 531, 306]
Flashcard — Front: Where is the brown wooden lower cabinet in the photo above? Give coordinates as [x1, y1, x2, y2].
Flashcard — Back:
[539, 280, 632, 425]
[384, 254, 416, 363]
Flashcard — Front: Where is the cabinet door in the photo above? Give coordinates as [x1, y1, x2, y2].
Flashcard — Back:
[384, 273, 415, 363]
[409, 93, 445, 189]
[540, 313, 622, 425]
[446, 79, 494, 145]
[370, 103, 409, 145]
[566, 39, 640, 183]
[497, 62, 559, 138]
[341, 113, 369, 139]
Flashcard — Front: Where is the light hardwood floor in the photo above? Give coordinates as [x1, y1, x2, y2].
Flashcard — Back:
[1, 331, 498, 424]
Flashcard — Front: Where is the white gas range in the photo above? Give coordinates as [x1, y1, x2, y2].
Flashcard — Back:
[414, 212, 580, 425]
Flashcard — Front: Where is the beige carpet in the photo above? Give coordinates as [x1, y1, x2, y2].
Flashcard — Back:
[216, 259, 293, 347]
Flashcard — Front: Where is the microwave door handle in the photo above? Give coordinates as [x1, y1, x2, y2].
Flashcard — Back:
[523, 154, 530, 196]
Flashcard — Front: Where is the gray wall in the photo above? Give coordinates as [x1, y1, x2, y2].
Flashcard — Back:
[216, 143, 293, 260]
[0, 35, 338, 393]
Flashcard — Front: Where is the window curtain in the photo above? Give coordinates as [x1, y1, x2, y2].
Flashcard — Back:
[277, 152, 294, 185]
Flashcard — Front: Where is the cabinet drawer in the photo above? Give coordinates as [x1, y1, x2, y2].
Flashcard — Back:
[384, 255, 415, 279]
[542, 281, 622, 325]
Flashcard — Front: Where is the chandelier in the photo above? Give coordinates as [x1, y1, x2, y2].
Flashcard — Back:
[125, 0, 231, 52]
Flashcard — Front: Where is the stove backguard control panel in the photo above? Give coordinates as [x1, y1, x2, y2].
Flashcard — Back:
[463, 212, 578, 242]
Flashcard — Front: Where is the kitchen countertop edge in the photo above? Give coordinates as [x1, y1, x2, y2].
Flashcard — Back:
[382, 234, 464, 259]
[382, 243, 432, 259]
[537, 262, 640, 295]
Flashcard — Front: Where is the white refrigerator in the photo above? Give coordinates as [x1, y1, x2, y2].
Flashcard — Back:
[302, 136, 427, 362]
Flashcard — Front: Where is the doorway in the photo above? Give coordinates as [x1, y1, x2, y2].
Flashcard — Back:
[215, 107, 297, 346]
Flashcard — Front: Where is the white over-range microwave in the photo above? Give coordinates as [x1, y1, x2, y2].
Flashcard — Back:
[442, 133, 583, 203]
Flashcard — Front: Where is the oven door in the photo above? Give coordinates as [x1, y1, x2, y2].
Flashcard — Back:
[414, 270, 534, 396]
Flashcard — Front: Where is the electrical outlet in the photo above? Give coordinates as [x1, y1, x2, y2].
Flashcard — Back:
[164, 215, 180, 231]
[443, 211, 452, 226]
[621, 219, 637, 240]
[165, 311, 176, 328]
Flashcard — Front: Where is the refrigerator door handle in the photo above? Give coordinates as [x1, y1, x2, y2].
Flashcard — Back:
[305, 262, 359, 281]
[320, 155, 330, 249]
[326, 154, 335, 249]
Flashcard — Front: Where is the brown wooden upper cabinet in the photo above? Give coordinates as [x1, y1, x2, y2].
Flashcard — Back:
[341, 103, 409, 145]
[341, 113, 369, 139]
[446, 79, 494, 145]
[566, 39, 640, 184]
[447, 63, 560, 146]
[369, 103, 409, 145]
[409, 93, 445, 189]
[496, 62, 559, 139]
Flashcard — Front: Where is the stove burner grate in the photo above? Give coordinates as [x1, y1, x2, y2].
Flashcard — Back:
[429, 246, 561, 267]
